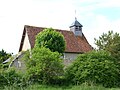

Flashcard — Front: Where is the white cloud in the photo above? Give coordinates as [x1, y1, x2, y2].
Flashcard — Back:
[0, 0, 120, 53]
[72, 0, 120, 49]
[76, 0, 120, 13]
[84, 14, 120, 48]
[0, 0, 76, 53]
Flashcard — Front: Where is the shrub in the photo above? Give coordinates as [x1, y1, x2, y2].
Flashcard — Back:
[0, 68, 23, 87]
[65, 50, 120, 87]
[25, 47, 64, 85]
[35, 28, 65, 53]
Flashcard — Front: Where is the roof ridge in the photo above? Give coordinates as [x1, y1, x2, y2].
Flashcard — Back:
[24, 25, 70, 32]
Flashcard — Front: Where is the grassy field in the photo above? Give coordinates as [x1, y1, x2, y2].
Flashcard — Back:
[1, 84, 120, 90]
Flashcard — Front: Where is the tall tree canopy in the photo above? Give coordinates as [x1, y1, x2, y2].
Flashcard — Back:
[94, 31, 120, 61]
[35, 28, 65, 53]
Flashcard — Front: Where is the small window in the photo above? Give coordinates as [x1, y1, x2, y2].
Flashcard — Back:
[18, 61, 21, 67]
[75, 26, 79, 29]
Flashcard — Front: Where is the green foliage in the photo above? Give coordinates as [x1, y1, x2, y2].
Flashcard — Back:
[21, 50, 30, 67]
[0, 68, 23, 87]
[24, 47, 64, 84]
[94, 31, 120, 61]
[21, 84, 109, 90]
[35, 28, 65, 53]
[65, 50, 120, 87]
[0, 49, 11, 63]
[2, 84, 120, 90]
[0, 49, 12, 71]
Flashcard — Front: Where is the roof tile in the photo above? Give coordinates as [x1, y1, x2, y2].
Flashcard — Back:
[19, 25, 92, 53]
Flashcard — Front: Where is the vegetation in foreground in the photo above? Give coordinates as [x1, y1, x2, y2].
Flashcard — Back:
[1, 30, 120, 89]
[1, 84, 120, 90]
[65, 50, 120, 87]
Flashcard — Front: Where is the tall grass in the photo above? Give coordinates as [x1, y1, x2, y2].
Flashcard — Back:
[1, 84, 120, 90]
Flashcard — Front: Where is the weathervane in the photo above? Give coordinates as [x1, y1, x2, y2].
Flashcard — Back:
[75, 10, 77, 20]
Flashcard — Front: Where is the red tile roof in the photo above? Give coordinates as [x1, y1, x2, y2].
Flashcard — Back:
[19, 25, 92, 53]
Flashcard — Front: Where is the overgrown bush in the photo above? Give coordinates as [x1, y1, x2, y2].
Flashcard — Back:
[0, 68, 23, 87]
[35, 28, 65, 53]
[24, 47, 64, 85]
[65, 50, 120, 87]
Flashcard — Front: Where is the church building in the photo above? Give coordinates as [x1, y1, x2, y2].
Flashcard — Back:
[19, 18, 92, 61]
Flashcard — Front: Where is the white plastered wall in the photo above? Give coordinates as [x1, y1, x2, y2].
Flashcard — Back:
[64, 53, 79, 60]
[63, 52, 80, 65]
[22, 32, 31, 51]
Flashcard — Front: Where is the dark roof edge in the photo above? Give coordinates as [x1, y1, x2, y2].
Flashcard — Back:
[19, 26, 26, 52]
[24, 25, 70, 32]
[65, 51, 84, 54]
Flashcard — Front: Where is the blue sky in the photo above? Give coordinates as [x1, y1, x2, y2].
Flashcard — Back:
[0, 0, 120, 54]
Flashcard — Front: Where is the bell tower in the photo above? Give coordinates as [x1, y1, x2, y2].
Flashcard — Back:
[69, 18, 83, 36]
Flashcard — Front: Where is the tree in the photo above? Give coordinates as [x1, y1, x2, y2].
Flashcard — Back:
[65, 50, 120, 87]
[0, 49, 11, 63]
[35, 28, 65, 53]
[94, 31, 120, 61]
[24, 47, 64, 84]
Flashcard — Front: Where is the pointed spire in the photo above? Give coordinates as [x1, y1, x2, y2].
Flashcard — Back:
[70, 10, 83, 28]
[70, 19, 83, 28]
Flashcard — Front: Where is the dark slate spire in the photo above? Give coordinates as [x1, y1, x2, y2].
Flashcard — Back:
[70, 18, 83, 28]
